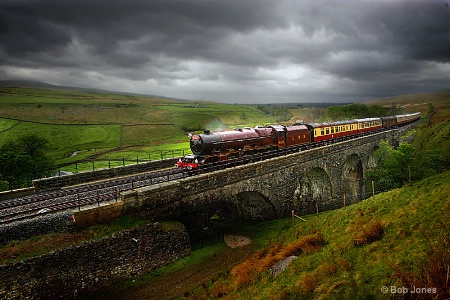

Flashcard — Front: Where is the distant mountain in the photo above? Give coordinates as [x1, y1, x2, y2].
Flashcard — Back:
[0, 80, 185, 101]
[0, 80, 60, 89]
[363, 90, 450, 106]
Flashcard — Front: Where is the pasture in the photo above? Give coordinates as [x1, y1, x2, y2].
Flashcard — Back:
[0, 84, 277, 172]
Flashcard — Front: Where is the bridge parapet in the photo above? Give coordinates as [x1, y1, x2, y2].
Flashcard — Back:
[120, 130, 400, 226]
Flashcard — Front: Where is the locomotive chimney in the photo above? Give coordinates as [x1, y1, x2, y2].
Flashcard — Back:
[204, 130, 210, 134]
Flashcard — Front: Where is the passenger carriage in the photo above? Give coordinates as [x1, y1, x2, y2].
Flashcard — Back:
[309, 120, 358, 142]
[355, 118, 382, 134]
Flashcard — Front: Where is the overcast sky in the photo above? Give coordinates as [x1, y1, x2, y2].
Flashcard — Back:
[0, 0, 449, 104]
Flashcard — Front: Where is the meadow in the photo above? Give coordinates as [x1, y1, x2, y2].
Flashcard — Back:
[0, 84, 280, 172]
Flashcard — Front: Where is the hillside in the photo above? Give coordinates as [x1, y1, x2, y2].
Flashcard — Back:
[0, 81, 277, 169]
[83, 170, 449, 300]
[364, 90, 450, 113]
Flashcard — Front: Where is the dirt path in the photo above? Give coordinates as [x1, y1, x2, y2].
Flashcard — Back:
[84, 235, 251, 300]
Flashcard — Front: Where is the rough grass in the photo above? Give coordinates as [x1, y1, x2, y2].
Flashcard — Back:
[0, 215, 151, 265]
[351, 219, 384, 246]
[226, 232, 324, 290]
[191, 171, 450, 299]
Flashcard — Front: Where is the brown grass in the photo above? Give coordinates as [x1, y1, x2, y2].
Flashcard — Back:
[0, 233, 88, 264]
[352, 220, 384, 246]
[218, 232, 324, 293]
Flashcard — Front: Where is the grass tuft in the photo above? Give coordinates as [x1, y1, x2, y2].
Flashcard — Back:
[352, 220, 384, 246]
[224, 232, 324, 292]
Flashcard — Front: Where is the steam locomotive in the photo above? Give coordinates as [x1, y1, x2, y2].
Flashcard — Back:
[176, 112, 421, 169]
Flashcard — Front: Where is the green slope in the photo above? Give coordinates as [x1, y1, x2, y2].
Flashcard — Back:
[191, 171, 450, 299]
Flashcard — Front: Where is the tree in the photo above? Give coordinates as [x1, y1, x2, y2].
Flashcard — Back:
[18, 134, 49, 159]
[327, 104, 389, 120]
[367, 141, 415, 192]
[0, 134, 54, 189]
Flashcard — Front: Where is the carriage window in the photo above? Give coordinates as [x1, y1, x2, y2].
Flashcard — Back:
[326, 128, 330, 134]
[331, 128, 334, 134]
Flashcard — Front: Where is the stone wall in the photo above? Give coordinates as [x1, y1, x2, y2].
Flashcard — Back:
[73, 201, 124, 227]
[0, 187, 35, 201]
[33, 158, 178, 191]
[0, 211, 75, 245]
[0, 222, 191, 299]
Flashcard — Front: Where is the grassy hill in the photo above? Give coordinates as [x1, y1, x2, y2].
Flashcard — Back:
[184, 170, 449, 300]
[0, 82, 278, 169]
[78, 171, 448, 300]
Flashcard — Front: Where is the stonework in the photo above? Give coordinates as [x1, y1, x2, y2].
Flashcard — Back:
[32, 158, 178, 191]
[121, 130, 402, 225]
[0, 222, 191, 299]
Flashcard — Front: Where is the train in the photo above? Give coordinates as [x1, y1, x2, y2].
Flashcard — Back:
[176, 112, 421, 170]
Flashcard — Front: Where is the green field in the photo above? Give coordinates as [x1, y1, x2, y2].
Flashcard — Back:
[0, 84, 280, 171]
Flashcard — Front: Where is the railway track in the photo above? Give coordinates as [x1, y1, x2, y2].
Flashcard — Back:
[0, 168, 186, 224]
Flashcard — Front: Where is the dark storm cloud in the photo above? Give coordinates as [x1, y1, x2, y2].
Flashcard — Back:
[0, 0, 449, 103]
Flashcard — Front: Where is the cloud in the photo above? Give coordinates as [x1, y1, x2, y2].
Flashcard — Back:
[0, 0, 449, 103]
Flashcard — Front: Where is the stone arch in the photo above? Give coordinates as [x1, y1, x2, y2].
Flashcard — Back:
[341, 154, 364, 203]
[292, 167, 332, 215]
[222, 191, 278, 223]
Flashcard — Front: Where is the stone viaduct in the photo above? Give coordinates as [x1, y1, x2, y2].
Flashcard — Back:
[117, 129, 403, 230]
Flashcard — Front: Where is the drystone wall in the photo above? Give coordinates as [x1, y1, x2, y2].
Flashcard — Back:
[0, 222, 191, 299]
[33, 158, 178, 191]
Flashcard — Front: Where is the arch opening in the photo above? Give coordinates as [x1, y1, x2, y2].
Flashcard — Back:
[293, 168, 332, 215]
[341, 154, 364, 203]
[222, 191, 277, 223]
